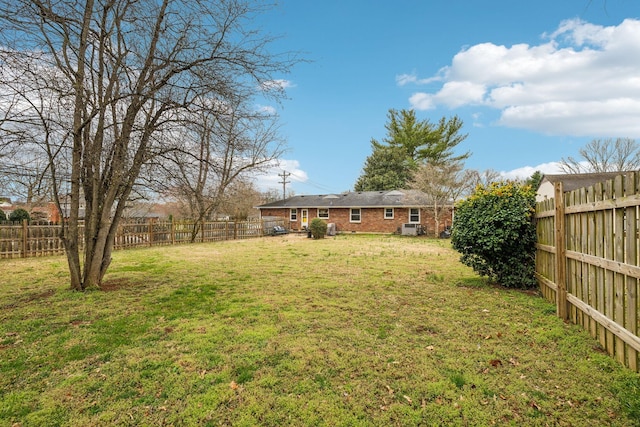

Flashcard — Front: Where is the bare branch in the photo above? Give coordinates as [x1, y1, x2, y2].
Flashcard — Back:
[559, 138, 640, 173]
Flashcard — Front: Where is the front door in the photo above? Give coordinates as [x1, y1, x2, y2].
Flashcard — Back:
[301, 209, 308, 228]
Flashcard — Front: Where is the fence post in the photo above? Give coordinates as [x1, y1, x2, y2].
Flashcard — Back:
[234, 221, 238, 240]
[171, 218, 175, 245]
[148, 220, 154, 247]
[554, 182, 569, 320]
[21, 219, 28, 258]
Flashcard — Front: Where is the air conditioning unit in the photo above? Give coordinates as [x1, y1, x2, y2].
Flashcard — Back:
[401, 223, 418, 236]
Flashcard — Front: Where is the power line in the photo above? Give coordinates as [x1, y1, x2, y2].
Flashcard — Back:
[288, 171, 346, 194]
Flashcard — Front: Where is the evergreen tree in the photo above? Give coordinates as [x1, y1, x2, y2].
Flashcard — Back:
[354, 109, 470, 190]
[385, 109, 470, 166]
[525, 170, 543, 190]
[9, 208, 30, 222]
[354, 145, 413, 191]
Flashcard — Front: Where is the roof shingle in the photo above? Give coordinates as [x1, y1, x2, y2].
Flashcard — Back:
[257, 190, 442, 209]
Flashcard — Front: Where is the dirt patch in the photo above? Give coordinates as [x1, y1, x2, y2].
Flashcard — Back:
[1, 288, 55, 310]
[100, 278, 137, 292]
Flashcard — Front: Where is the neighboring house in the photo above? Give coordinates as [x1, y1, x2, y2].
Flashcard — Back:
[0, 202, 58, 223]
[256, 190, 453, 235]
[0, 198, 12, 217]
[536, 172, 622, 202]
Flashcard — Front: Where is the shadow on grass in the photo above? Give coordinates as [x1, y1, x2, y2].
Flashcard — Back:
[454, 277, 489, 289]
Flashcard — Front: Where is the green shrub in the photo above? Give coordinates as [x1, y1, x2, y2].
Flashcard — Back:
[9, 208, 31, 223]
[0, 209, 5, 221]
[451, 181, 537, 289]
[309, 218, 327, 239]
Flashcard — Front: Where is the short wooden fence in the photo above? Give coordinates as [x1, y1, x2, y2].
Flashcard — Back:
[536, 172, 640, 372]
[0, 217, 284, 260]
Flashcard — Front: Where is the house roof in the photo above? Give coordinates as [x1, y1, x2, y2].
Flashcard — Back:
[257, 190, 442, 209]
[538, 172, 623, 193]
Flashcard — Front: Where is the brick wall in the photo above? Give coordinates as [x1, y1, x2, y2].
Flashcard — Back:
[260, 206, 453, 236]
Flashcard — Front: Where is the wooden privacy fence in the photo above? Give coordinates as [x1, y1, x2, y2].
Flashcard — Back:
[536, 172, 640, 372]
[0, 217, 285, 260]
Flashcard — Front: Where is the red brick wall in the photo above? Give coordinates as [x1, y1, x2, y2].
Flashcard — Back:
[261, 206, 453, 236]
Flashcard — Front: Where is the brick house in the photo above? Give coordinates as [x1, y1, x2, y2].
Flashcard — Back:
[256, 190, 453, 236]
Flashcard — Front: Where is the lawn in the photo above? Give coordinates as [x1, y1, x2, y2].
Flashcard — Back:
[1, 234, 638, 426]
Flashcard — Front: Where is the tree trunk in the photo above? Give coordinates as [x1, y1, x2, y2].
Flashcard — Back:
[64, 0, 94, 291]
[189, 220, 202, 243]
[63, 231, 83, 291]
[83, 218, 113, 289]
[433, 202, 440, 238]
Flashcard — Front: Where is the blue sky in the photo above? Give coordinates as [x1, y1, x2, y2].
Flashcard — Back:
[253, 0, 640, 196]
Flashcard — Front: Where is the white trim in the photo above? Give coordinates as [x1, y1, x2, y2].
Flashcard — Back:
[317, 208, 329, 219]
[409, 208, 420, 223]
[384, 207, 394, 219]
[350, 208, 361, 223]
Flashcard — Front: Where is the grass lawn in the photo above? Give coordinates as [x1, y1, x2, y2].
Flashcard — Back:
[1, 234, 639, 426]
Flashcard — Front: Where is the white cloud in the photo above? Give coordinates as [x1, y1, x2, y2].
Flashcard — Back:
[255, 104, 277, 115]
[404, 19, 640, 137]
[396, 72, 443, 86]
[500, 161, 564, 180]
[433, 81, 487, 107]
[408, 92, 435, 110]
[260, 79, 296, 92]
[252, 159, 308, 192]
[500, 98, 640, 136]
[471, 112, 483, 128]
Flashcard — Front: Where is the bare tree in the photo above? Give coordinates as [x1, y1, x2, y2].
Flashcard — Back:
[559, 138, 640, 173]
[161, 97, 285, 241]
[260, 188, 283, 205]
[0, 54, 69, 206]
[410, 162, 470, 236]
[0, 157, 55, 210]
[219, 179, 264, 220]
[0, 0, 296, 290]
[461, 168, 501, 193]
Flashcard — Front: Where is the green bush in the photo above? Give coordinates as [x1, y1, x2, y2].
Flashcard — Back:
[451, 181, 537, 289]
[0, 209, 5, 221]
[9, 208, 31, 223]
[309, 218, 327, 239]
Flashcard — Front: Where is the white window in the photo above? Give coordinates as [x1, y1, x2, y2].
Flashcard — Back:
[350, 208, 361, 223]
[318, 208, 329, 219]
[384, 208, 394, 219]
[409, 208, 420, 223]
[290, 209, 297, 221]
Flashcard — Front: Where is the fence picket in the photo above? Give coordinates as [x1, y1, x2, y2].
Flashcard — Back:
[614, 175, 626, 364]
[604, 178, 616, 356]
[625, 173, 639, 370]
[594, 182, 607, 349]
[587, 184, 597, 337]
[0, 217, 284, 260]
[536, 171, 640, 372]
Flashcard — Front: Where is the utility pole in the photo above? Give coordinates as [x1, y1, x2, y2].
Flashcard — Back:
[278, 170, 291, 200]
